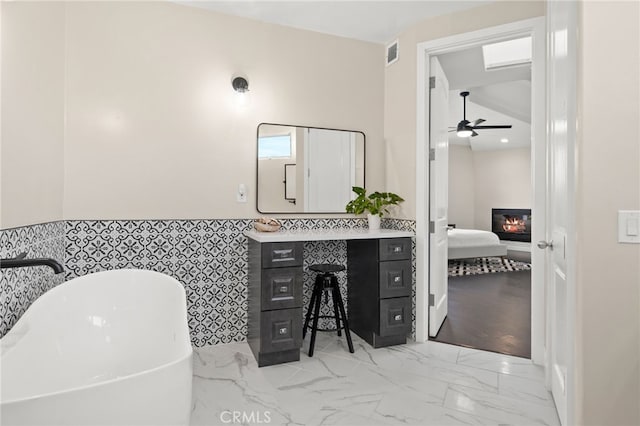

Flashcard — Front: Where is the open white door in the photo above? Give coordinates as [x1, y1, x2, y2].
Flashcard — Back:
[544, 3, 577, 425]
[428, 56, 449, 337]
[304, 128, 353, 212]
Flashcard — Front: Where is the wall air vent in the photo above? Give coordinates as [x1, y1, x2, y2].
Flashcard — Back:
[386, 40, 399, 66]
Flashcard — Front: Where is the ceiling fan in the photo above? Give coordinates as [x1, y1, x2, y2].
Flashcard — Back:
[452, 91, 512, 137]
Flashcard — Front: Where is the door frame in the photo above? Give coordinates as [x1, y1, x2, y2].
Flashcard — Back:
[545, 3, 578, 425]
[415, 17, 547, 362]
[427, 56, 450, 337]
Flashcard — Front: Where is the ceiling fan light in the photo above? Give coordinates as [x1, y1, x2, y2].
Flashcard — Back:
[456, 121, 472, 138]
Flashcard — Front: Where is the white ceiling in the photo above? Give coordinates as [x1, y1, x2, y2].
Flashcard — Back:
[448, 95, 531, 151]
[437, 45, 531, 90]
[173, 1, 492, 44]
[438, 43, 532, 151]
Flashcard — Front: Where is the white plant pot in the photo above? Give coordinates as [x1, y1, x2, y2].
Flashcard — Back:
[367, 214, 381, 230]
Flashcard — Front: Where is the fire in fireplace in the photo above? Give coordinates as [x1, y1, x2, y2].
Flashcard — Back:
[491, 208, 532, 242]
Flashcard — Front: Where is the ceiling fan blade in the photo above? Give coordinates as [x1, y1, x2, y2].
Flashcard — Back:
[471, 130, 479, 137]
[469, 118, 486, 127]
[472, 125, 513, 129]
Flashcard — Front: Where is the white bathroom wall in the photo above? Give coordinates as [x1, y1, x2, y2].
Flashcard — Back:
[576, 2, 640, 424]
[0, 2, 65, 229]
[257, 124, 299, 213]
[472, 147, 531, 231]
[63, 1, 384, 220]
[257, 158, 298, 213]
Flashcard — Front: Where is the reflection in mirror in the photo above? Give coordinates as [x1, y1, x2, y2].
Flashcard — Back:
[257, 123, 365, 213]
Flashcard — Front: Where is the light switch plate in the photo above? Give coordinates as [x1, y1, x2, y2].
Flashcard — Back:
[618, 210, 640, 243]
[237, 184, 247, 203]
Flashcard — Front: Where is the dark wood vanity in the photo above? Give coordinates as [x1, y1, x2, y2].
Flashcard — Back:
[247, 240, 304, 367]
[246, 229, 413, 367]
[347, 237, 412, 348]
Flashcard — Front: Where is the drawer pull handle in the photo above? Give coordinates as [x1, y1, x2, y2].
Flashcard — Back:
[278, 327, 288, 335]
[394, 315, 402, 321]
[273, 249, 293, 258]
[393, 246, 402, 253]
[394, 276, 401, 283]
[279, 286, 288, 293]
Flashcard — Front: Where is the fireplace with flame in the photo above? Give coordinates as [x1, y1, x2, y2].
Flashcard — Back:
[491, 208, 532, 242]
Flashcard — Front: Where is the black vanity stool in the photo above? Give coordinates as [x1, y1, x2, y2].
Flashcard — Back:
[303, 264, 355, 356]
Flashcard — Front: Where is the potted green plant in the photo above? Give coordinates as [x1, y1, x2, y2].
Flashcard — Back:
[345, 186, 404, 230]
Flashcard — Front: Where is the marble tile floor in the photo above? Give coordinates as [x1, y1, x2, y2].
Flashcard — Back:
[191, 333, 559, 426]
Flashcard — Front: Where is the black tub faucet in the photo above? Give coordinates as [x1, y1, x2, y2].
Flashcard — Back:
[0, 252, 64, 274]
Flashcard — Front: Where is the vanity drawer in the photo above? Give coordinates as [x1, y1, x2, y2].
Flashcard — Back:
[260, 308, 303, 353]
[261, 267, 302, 310]
[379, 238, 411, 261]
[262, 242, 303, 268]
[378, 297, 411, 337]
[379, 260, 411, 299]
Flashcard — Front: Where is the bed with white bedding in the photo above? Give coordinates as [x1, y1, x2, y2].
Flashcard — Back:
[448, 228, 507, 260]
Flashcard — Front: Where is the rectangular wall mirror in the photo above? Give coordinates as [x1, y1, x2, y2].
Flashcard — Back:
[257, 123, 365, 213]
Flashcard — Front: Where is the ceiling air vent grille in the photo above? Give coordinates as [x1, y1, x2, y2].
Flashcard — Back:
[386, 40, 399, 66]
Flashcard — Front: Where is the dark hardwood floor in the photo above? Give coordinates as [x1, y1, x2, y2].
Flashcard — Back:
[431, 251, 531, 358]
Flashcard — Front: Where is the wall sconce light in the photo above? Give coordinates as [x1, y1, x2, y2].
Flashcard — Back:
[232, 76, 249, 107]
[232, 76, 249, 93]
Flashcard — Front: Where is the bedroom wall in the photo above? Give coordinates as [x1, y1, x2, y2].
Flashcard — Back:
[472, 147, 531, 231]
[448, 145, 475, 228]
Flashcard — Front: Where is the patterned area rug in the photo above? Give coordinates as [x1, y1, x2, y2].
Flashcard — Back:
[448, 257, 531, 277]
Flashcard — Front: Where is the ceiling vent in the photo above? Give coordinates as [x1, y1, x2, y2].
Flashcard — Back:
[386, 40, 399, 66]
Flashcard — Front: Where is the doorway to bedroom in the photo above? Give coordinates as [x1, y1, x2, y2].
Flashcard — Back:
[425, 28, 539, 359]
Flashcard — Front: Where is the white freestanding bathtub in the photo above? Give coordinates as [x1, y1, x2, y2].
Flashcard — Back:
[0, 269, 193, 426]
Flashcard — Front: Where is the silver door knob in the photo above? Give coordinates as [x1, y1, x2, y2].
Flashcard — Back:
[537, 240, 553, 249]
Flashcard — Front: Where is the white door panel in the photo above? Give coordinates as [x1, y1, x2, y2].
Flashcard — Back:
[429, 56, 449, 337]
[304, 128, 352, 212]
[545, 2, 577, 424]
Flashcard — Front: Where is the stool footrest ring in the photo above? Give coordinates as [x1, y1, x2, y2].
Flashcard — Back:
[304, 315, 348, 332]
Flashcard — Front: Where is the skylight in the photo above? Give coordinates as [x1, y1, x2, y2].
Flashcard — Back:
[482, 36, 532, 70]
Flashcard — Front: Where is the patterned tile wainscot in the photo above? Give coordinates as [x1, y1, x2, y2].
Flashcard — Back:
[65, 219, 386, 347]
[65, 219, 256, 347]
[0, 222, 66, 336]
[3, 218, 416, 347]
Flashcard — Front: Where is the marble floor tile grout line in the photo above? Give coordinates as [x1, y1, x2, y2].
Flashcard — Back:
[190, 336, 559, 426]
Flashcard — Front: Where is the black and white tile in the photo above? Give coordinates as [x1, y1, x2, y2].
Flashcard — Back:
[64, 218, 378, 347]
[3, 217, 416, 346]
[302, 240, 349, 330]
[65, 219, 254, 347]
[381, 218, 416, 233]
[0, 222, 66, 337]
